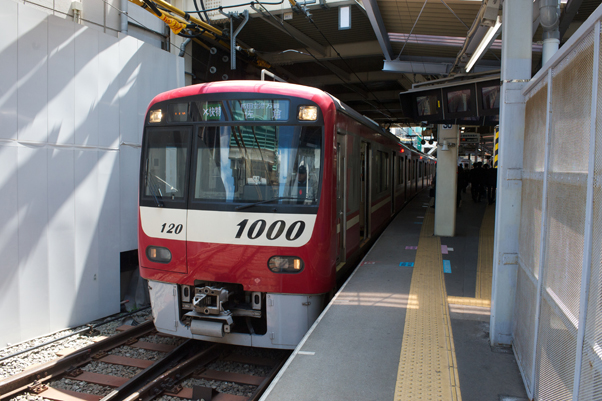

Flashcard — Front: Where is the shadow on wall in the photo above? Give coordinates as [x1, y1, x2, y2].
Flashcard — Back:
[0, 2, 181, 346]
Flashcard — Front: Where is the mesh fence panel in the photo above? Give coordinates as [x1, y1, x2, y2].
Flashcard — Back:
[536, 298, 578, 400]
[513, 267, 538, 392]
[578, 29, 602, 401]
[549, 33, 594, 174]
[518, 26, 599, 401]
[519, 177, 544, 279]
[543, 31, 594, 323]
[520, 83, 547, 280]
[544, 178, 587, 321]
[579, 186, 602, 400]
[524, 82, 548, 173]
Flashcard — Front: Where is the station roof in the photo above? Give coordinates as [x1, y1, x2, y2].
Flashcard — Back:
[191, 0, 598, 130]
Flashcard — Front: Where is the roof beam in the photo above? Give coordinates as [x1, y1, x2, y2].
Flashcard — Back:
[260, 41, 383, 65]
[360, 0, 394, 61]
[559, 0, 585, 40]
[335, 90, 404, 103]
[383, 60, 451, 75]
[300, 70, 410, 86]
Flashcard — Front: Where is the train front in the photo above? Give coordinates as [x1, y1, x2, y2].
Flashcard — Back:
[138, 85, 334, 349]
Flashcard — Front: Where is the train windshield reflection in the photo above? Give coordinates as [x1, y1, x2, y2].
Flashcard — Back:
[143, 128, 190, 202]
[194, 125, 322, 205]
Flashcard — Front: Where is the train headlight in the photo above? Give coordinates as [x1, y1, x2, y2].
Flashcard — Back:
[149, 109, 163, 123]
[146, 246, 172, 263]
[298, 106, 318, 121]
[268, 256, 304, 273]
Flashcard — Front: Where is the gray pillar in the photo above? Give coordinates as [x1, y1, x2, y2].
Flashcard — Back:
[490, 0, 532, 346]
[434, 125, 459, 237]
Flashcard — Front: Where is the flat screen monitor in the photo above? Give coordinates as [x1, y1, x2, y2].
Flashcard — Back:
[416, 94, 440, 117]
[446, 89, 472, 113]
[477, 80, 501, 116]
[481, 85, 500, 110]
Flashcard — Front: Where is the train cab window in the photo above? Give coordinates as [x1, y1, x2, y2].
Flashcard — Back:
[141, 128, 191, 204]
[192, 125, 322, 206]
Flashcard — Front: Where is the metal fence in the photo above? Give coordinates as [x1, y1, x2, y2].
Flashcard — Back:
[514, 6, 602, 400]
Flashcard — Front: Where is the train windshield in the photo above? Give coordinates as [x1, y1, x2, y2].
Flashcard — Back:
[193, 125, 322, 206]
[143, 127, 190, 203]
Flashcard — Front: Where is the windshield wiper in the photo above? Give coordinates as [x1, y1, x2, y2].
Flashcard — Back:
[235, 197, 297, 211]
[152, 174, 178, 193]
[144, 158, 164, 207]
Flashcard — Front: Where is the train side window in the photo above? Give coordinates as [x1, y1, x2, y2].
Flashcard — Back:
[347, 137, 360, 213]
[383, 152, 389, 191]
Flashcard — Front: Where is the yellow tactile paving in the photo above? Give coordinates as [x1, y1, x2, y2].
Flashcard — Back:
[394, 209, 462, 401]
[446, 296, 491, 308]
[475, 204, 495, 301]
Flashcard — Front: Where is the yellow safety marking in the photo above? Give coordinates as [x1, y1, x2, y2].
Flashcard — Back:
[394, 209, 462, 401]
[475, 204, 495, 300]
[493, 128, 500, 168]
[447, 296, 491, 308]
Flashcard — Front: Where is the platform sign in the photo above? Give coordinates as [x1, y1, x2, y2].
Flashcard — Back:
[460, 133, 480, 144]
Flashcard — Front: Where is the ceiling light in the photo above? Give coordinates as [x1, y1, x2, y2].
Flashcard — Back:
[339, 6, 351, 30]
[466, 16, 502, 73]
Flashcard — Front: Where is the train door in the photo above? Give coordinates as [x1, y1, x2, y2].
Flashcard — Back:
[404, 156, 407, 202]
[359, 142, 370, 241]
[391, 152, 396, 214]
[336, 133, 346, 264]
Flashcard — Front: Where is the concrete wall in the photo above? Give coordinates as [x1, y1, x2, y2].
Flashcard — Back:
[0, 0, 184, 346]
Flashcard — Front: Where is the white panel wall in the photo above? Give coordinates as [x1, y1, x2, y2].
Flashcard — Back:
[0, 0, 184, 346]
[17, 3, 48, 143]
[0, 145, 20, 339]
[0, 1, 18, 140]
[48, 16, 75, 145]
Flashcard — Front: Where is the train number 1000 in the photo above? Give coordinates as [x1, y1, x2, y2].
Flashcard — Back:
[235, 219, 306, 241]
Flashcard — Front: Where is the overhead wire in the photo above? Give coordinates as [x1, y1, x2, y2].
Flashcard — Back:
[256, 2, 393, 119]
[438, 0, 469, 30]
[102, 0, 397, 120]
[303, 15, 396, 119]
[397, 0, 428, 59]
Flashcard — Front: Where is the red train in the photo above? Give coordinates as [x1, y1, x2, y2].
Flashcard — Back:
[138, 81, 434, 348]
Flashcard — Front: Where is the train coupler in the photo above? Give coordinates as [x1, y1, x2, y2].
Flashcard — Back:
[193, 286, 229, 315]
[185, 311, 234, 337]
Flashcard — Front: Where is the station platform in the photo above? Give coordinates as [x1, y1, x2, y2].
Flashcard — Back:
[260, 190, 529, 401]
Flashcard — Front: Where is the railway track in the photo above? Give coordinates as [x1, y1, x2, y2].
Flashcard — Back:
[0, 321, 288, 401]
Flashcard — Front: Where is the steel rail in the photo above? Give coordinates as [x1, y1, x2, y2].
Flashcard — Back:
[248, 355, 288, 401]
[0, 307, 150, 364]
[0, 320, 155, 399]
[122, 344, 223, 401]
[100, 339, 200, 401]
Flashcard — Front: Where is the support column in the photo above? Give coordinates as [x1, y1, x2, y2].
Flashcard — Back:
[490, 0, 532, 346]
[434, 125, 459, 237]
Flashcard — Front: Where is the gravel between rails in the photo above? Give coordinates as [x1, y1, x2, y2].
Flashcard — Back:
[208, 360, 273, 378]
[180, 377, 256, 398]
[108, 345, 164, 360]
[82, 360, 141, 378]
[0, 309, 152, 379]
[137, 334, 186, 346]
[48, 378, 115, 397]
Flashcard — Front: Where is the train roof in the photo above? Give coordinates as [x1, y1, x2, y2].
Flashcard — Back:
[149, 80, 432, 159]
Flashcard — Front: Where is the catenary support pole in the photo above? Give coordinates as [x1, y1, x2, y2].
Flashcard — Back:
[490, 0, 533, 346]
